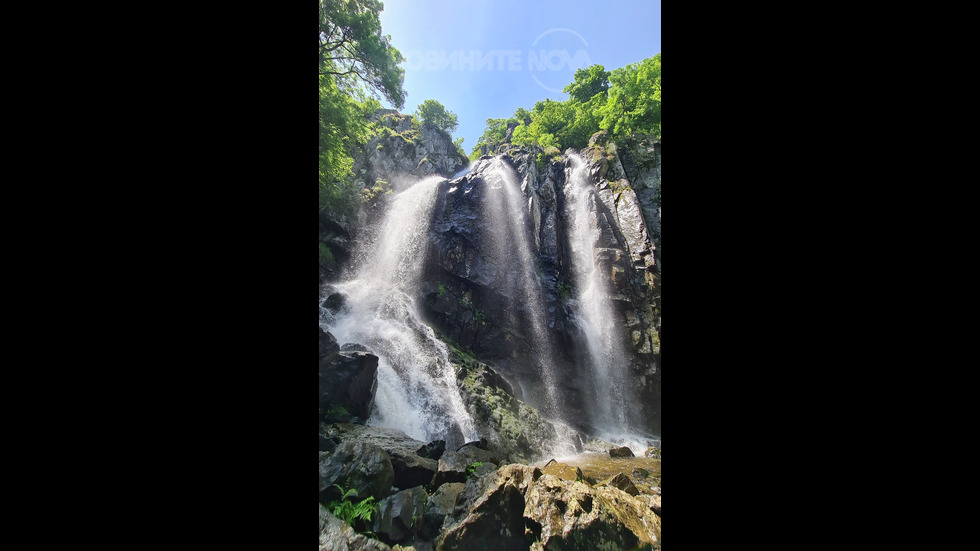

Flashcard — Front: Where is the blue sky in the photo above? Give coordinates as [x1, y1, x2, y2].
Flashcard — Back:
[378, 0, 662, 155]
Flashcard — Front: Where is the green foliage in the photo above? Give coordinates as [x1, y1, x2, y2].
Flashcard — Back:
[323, 403, 349, 421]
[598, 54, 661, 140]
[466, 462, 484, 478]
[319, 76, 374, 216]
[329, 483, 377, 528]
[563, 64, 610, 104]
[470, 117, 517, 157]
[437, 284, 447, 298]
[361, 178, 392, 204]
[415, 99, 459, 133]
[472, 54, 660, 153]
[319, 0, 406, 109]
[473, 309, 486, 325]
[453, 136, 466, 158]
[319, 242, 335, 263]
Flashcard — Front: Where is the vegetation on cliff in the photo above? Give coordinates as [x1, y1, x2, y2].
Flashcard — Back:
[470, 53, 661, 160]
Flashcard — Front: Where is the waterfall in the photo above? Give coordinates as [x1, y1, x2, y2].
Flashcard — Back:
[563, 153, 639, 448]
[321, 175, 477, 447]
[479, 158, 566, 424]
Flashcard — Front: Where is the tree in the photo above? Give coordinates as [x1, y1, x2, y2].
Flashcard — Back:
[319, 0, 406, 109]
[563, 64, 610, 104]
[599, 54, 661, 140]
[415, 99, 459, 133]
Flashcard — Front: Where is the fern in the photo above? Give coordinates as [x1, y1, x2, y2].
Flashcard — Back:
[329, 484, 377, 527]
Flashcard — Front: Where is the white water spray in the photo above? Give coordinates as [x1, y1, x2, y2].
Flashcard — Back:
[563, 153, 636, 442]
[321, 176, 477, 445]
[480, 158, 566, 423]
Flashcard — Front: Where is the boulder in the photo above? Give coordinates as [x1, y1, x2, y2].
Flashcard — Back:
[373, 486, 428, 544]
[439, 483, 526, 551]
[416, 440, 446, 461]
[430, 450, 469, 490]
[420, 482, 465, 540]
[319, 441, 394, 503]
[319, 505, 391, 551]
[540, 459, 585, 483]
[326, 423, 427, 458]
[319, 330, 379, 422]
[524, 476, 661, 550]
[389, 452, 438, 490]
[609, 446, 635, 458]
[599, 472, 639, 496]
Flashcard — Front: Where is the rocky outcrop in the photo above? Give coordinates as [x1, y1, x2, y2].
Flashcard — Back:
[436, 463, 660, 551]
[373, 486, 429, 544]
[453, 359, 571, 463]
[352, 110, 468, 196]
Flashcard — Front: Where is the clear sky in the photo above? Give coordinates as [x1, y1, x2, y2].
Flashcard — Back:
[378, 0, 662, 155]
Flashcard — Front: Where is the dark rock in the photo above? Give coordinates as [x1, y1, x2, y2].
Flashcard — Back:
[599, 472, 639, 496]
[430, 450, 469, 490]
[326, 423, 427, 458]
[340, 343, 369, 352]
[388, 451, 438, 490]
[322, 292, 349, 315]
[318, 441, 394, 503]
[319, 351, 379, 421]
[416, 440, 446, 461]
[609, 446, 635, 458]
[440, 483, 526, 551]
[318, 435, 339, 452]
[373, 485, 428, 544]
[319, 327, 340, 359]
[449, 464, 540, 527]
[420, 482, 465, 540]
[455, 443, 507, 467]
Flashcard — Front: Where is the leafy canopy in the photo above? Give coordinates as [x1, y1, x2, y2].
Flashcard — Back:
[471, 54, 661, 157]
[415, 99, 459, 133]
[319, 0, 406, 109]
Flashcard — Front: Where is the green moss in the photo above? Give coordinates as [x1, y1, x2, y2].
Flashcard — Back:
[319, 242, 335, 263]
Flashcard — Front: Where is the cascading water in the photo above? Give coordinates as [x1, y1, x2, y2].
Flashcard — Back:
[320, 175, 477, 446]
[563, 153, 641, 449]
[479, 158, 566, 424]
